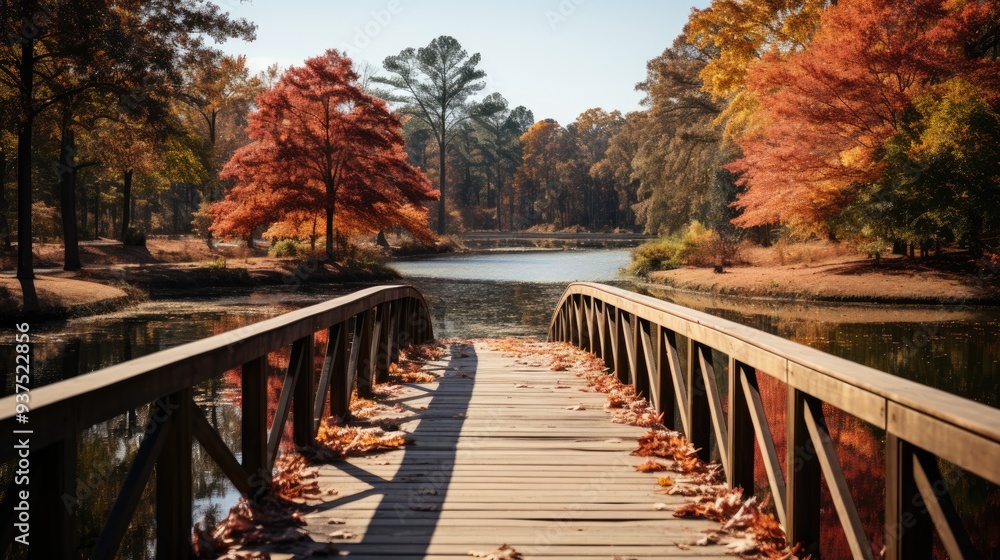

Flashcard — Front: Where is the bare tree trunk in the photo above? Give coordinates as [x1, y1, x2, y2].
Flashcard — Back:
[120, 169, 133, 241]
[325, 206, 335, 257]
[0, 151, 9, 248]
[437, 142, 447, 235]
[59, 125, 82, 270]
[16, 23, 35, 282]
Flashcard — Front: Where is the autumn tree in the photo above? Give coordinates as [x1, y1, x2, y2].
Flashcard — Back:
[513, 119, 576, 228]
[730, 0, 1000, 251]
[212, 50, 438, 256]
[0, 0, 254, 285]
[375, 36, 497, 234]
[686, 0, 832, 139]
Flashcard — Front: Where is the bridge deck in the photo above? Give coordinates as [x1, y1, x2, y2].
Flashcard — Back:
[271, 341, 731, 559]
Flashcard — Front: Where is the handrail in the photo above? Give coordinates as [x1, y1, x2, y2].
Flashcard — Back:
[549, 282, 999, 560]
[0, 285, 433, 559]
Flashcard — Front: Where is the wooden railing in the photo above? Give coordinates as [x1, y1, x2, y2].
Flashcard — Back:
[549, 283, 1000, 560]
[0, 285, 433, 560]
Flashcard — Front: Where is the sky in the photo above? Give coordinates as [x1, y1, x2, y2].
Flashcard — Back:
[213, 0, 712, 124]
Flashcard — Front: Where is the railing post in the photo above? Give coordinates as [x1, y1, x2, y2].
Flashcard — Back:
[614, 310, 630, 383]
[388, 301, 402, 366]
[727, 358, 755, 498]
[396, 299, 411, 349]
[375, 303, 392, 384]
[633, 316, 650, 400]
[29, 436, 77, 560]
[415, 300, 433, 343]
[587, 297, 597, 352]
[293, 334, 315, 448]
[654, 324, 675, 429]
[686, 340, 711, 462]
[357, 308, 378, 398]
[241, 356, 268, 487]
[787, 389, 821, 556]
[884, 435, 932, 559]
[328, 323, 350, 418]
[157, 389, 192, 560]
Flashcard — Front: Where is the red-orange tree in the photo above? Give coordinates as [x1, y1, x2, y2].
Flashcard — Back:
[730, 0, 1000, 232]
[211, 50, 438, 255]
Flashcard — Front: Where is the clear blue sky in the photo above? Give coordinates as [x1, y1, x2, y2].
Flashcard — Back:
[213, 1, 711, 125]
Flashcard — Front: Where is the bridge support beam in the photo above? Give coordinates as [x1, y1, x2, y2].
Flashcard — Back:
[157, 389, 192, 560]
[786, 389, 821, 556]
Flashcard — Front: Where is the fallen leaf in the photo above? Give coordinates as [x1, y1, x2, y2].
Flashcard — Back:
[566, 403, 586, 411]
[328, 530, 356, 539]
[657, 477, 675, 487]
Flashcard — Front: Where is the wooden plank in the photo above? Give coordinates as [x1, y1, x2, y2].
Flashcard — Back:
[788, 362, 885, 428]
[285, 343, 731, 559]
[888, 403, 1000, 486]
[662, 329, 689, 435]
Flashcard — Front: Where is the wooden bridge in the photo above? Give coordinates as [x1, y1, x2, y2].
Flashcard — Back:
[1, 283, 998, 559]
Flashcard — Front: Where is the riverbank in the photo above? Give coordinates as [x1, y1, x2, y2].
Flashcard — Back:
[0, 237, 402, 322]
[0, 276, 135, 322]
[648, 252, 1000, 305]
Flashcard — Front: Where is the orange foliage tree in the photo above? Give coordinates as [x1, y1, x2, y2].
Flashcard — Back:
[729, 0, 1000, 232]
[210, 50, 438, 254]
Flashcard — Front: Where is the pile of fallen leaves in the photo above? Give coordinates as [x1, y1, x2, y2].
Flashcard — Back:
[630, 428, 788, 557]
[193, 495, 306, 559]
[313, 417, 408, 459]
[390, 340, 446, 383]
[388, 361, 438, 383]
[349, 388, 405, 419]
[676, 491, 791, 557]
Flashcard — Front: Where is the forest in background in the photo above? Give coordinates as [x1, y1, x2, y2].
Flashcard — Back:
[2, 0, 1000, 281]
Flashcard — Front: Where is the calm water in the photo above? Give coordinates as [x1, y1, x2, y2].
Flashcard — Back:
[2, 248, 998, 558]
